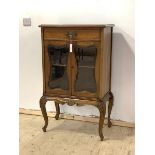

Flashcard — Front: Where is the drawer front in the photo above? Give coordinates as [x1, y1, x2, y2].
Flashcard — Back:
[43, 28, 100, 40]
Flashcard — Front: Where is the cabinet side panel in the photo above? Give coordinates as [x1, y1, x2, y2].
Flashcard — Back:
[99, 27, 112, 98]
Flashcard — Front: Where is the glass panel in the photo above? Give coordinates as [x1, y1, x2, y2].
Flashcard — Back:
[48, 46, 69, 90]
[74, 46, 97, 93]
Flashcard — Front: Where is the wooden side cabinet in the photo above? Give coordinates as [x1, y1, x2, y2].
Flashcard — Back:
[39, 24, 115, 141]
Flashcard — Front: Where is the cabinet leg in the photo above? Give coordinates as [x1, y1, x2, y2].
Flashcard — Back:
[108, 91, 114, 128]
[55, 101, 60, 120]
[40, 96, 48, 132]
[97, 100, 106, 141]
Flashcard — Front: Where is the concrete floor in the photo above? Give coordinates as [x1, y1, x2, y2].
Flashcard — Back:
[19, 114, 135, 155]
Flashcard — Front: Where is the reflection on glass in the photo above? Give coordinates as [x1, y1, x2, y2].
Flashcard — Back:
[48, 46, 69, 90]
[74, 46, 97, 93]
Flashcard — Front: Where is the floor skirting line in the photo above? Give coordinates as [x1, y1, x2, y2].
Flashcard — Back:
[19, 108, 135, 128]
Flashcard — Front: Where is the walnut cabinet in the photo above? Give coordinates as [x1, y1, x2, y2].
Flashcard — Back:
[39, 24, 114, 141]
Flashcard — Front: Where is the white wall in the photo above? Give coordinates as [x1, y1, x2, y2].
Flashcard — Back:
[19, 0, 134, 123]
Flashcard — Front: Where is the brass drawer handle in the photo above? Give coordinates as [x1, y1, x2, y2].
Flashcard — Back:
[66, 31, 77, 39]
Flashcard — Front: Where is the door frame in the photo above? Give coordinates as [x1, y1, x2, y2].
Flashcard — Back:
[71, 41, 101, 98]
[44, 40, 71, 96]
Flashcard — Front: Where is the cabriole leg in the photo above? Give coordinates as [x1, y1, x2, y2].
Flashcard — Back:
[97, 101, 106, 141]
[40, 96, 48, 132]
[108, 91, 114, 128]
[55, 101, 60, 120]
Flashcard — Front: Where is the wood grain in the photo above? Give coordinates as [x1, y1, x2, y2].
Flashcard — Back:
[99, 27, 113, 98]
[44, 28, 101, 40]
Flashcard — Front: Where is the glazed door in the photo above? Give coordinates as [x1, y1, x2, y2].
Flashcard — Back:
[44, 41, 71, 96]
[72, 42, 100, 98]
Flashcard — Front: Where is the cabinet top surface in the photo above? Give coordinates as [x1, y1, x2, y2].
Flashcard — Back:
[39, 24, 115, 28]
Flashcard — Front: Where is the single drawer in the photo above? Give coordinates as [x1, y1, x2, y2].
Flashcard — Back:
[43, 28, 100, 41]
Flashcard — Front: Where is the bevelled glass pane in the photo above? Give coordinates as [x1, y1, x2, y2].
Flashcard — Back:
[74, 46, 97, 93]
[48, 46, 69, 90]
